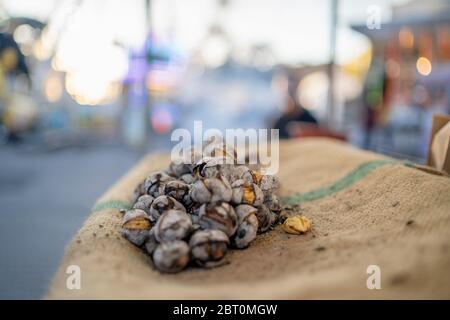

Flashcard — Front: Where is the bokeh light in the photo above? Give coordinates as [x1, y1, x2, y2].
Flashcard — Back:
[200, 35, 229, 68]
[416, 56, 432, 76]
[297, 71, 329, 111]
[385, 59, 400, 78]
[399, 27, 414, 49]
[151, 103, 177, 134]
[65, 72, 121, 106]
[44, 72, 63, 103]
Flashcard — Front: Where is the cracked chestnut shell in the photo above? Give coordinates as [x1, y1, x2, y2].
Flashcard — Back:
[179, 173, 196, 184]
[199, 136, 236, 162]
[192, 157, 234, 179]
[169, 146, 203, 176]
[264, 193, 281, 214]
[154, 209, 192, 242]
[189, 176, 232, 204]
[231, 204, 258, 249]
[189, 229, 229, 268]
[255, 204, 273, 233]
[203, 140, 237, 160]
[121, 209, 152, 246]
[144, 228, 158, 255]
[198, 202, 238, 237]
[132, 194, 155, 214]
[257, 174, 280, 196]
[230, 179, 264, 207]
[152, 240, 190, 273]
[149, 195, 186, 223]
[164, 180, 192, 207]
[143, 171, 175, 198]
[228, 165, 256, 184]
[167, 162, 191, 178]
[132, 181, 146, 203]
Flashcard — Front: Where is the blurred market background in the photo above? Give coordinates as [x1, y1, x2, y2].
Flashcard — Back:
[1, 0, 449, 299]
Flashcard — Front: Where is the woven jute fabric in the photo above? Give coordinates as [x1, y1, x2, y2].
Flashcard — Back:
[46, 138, 450, 299]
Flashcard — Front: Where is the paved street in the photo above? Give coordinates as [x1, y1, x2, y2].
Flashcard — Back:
[0, 143, 146, 299]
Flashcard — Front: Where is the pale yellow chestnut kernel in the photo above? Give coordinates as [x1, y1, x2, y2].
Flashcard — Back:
[282, 215, 311, 235]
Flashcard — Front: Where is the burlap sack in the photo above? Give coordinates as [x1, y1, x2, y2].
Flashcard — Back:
[46, 138, 450, 299]
[428, 114, 450, 174]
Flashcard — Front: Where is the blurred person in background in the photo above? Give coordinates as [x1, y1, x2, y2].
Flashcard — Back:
[361, 55, 386, 150]
[0, 32, 34, 143]
[272, 81, 318, 139]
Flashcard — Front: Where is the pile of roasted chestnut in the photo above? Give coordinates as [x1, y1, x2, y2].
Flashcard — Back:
[121, 142, 281, 273]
